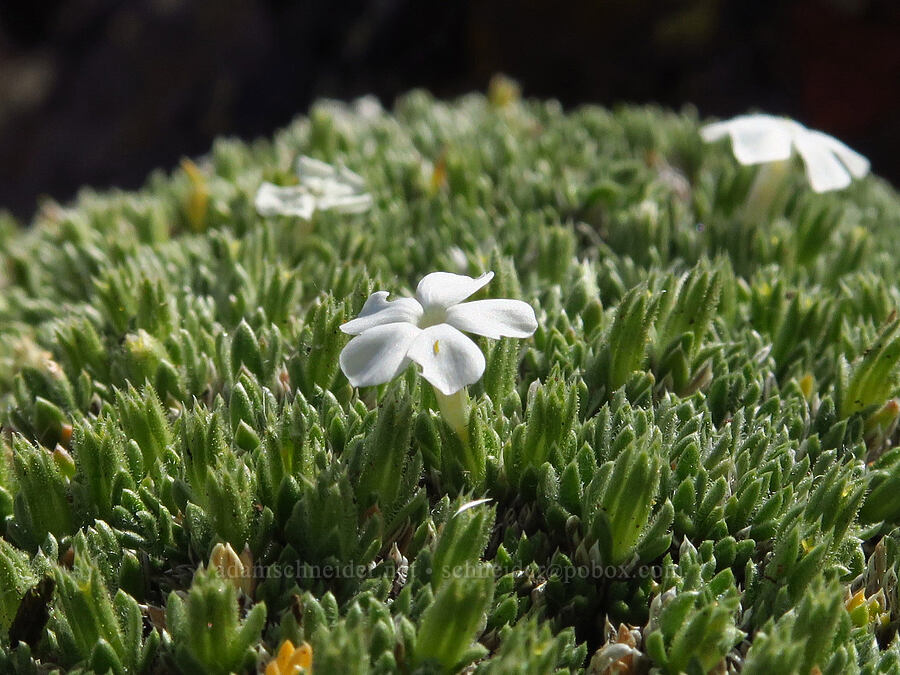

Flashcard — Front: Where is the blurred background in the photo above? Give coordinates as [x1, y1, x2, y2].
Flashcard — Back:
[0, 0, 898, 220]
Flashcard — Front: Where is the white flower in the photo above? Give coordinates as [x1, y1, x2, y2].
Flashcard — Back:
[353, 95, 385, 120]
[339, 271, 537, 395]
[255, 156, 373, 219]
[700, 113, 870, 193]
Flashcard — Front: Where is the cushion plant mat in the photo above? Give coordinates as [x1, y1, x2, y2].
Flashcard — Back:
[2, 88, 900, 673]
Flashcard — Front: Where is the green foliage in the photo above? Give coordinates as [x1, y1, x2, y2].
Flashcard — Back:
[572, 397, 668, 566]
[742, 577, 855, 675]
[51, 556, 160, 673]
[476, 617, 585, 674]
[7, 437, 74, 550]
[300, 592, 400, 674]
[413, 568, 495, 672]
[840, 314, 900, 419]
[645, 540, 744, 673]
[0, 537, 35, 629]
[348, 382, 427, 542]
[429, 498, 495, 591]
[0, 89, 899, 671]
[164, 564, 266, 674]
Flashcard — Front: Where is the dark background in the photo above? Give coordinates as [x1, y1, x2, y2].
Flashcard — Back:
[0, 0, 898, 221]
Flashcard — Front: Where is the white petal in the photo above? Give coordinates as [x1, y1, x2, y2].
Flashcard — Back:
[416, 271, 494, 310]
[793, 130, 853, 192]
[446, 299, 537, 339]
[335, 166, 368, 192]
[297, 156, 368, 193]
[702, 114, 794, 165]
[339, 323, 421, 388]
[254, 183, 316, 219]
[806, 130, 870, 178]
[407, 324, 485, 395]
[317, 193, 373, 214]
[353, 95, 384, 119]
[340, 291, 424, 335]
[296, 156, 338, 180]
[699, 119, 732, 142]
[453, 498, 493, 517]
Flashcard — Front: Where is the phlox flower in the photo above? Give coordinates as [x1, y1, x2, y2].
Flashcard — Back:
[700, 113, 869, 193]
[255, 155, 373, 219]
[340, 271, 537, 395]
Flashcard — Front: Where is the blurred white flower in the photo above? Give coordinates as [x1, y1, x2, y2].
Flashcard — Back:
[701, 113, 870, 193]
[255, 156, 373, 219]
[352, 95, 385, 120]
[340, 271, 537, 395]
[446, 246, 469, 273]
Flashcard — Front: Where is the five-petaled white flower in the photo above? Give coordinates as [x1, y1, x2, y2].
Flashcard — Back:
[340, 271, 537, 395]
[255, 156, 373, 219]
[700, 114, 870, 193]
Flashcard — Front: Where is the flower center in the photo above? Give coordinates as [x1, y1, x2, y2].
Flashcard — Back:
[419, 305, 447, 328]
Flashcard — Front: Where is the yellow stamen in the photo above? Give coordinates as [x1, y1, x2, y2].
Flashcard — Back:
[433, 340, 440, 355]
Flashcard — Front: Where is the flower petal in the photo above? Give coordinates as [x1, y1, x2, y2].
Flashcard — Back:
[340, 291, 424, 335]
[446, 299, 537, 339]
[702, 114, 794, 165]
[793, 130, 853, 193]
[354, 95, 384, 119]
[297, 155, 368, 193]
[317, 193, 373, 214]
[698, 120, 731, 143]
[254, 183, 316, 219]
[453, 498, 493, 517]
[339, 323, 421, 388]
[415, 271, 494, 309]
[806, 130, 870, 179]
[407, 324, 485, 395]
[335, 166, 368, 192]
[296, 156, 338, 180]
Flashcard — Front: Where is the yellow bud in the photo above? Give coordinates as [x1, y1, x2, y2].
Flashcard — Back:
[181, 157, 209, 232]
[845, 589, 865, 613]
[799, 373, 815, 401]
[209, 542, 254, 597]
[487, 74, 521, 108]
[428, 154, 447, 195]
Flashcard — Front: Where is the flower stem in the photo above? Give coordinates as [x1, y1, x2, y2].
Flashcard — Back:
[744, 159, 790, 223]
[434, 387, 470, 444]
